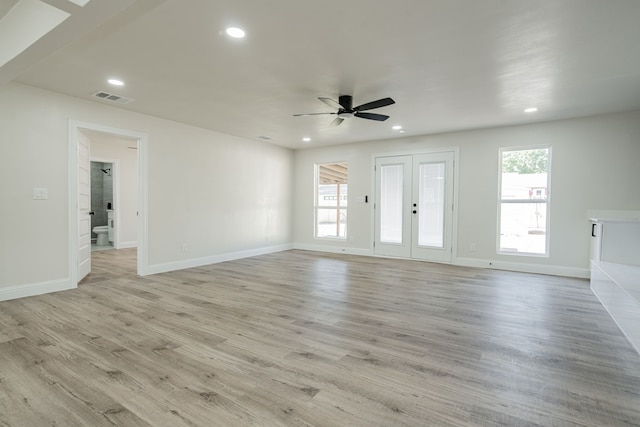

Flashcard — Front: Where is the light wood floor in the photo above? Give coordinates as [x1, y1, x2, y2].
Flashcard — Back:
[1, 249, 639, 426]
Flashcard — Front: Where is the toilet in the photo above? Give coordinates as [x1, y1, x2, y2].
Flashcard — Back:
[93, 225, 109, 246]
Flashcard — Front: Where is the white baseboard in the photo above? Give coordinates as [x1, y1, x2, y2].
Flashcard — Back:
[290, 245, 588, 278]
[454, 257, 590, 278]
[0, 278, 76, 302]
[141, 243, 294, 276]
[292, 243, 372, 257]
[117, 241, 137, 249]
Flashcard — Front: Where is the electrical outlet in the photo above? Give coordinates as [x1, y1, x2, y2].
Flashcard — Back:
[33, 188, 48, 200]
[181, 244, 188, 252]
[470, 243, 477, 252]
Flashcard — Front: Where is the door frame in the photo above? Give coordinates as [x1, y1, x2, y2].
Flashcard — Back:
[68, 120, 149, 284]
[370, 147, 460, 263]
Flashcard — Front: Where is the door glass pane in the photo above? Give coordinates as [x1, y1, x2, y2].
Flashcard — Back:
[499, 203, 547, 254]
[380, 164, 404, 243]
[418, 162, 445, 247]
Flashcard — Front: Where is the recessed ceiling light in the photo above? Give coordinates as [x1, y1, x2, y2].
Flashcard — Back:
[399, 130, 406, 133]
[524, 107, 538, 113]
[226, 27, 246, 38]
[68, 0, 92, 6]
[108, 78, 124, 86]
[392, 125, 402, 130]
[302, 137, 311, 142]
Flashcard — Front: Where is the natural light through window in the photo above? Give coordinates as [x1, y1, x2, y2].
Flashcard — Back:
[315, 163, 348, 239]
[379, 163, 403, 243]
[498, 147, 551, 256]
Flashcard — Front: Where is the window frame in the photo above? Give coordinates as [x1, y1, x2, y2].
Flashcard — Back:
[314, 162, 348, 240]
[497, 145, 552, 257]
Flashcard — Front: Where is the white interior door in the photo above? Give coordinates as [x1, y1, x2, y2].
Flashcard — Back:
[78, 131, 91, 281]
[374, 151, 455, 263]
[374, 156, 412, 257]
[410, 152, 454, 262]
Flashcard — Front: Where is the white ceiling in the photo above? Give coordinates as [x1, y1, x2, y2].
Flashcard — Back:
[4, 0, 640, 149]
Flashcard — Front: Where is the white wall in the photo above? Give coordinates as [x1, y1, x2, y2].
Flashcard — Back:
[1, 80, 638, 300]
[86, 131, 138, 248]
[0, 82, 293, 299]
[293, 110, 640, 277]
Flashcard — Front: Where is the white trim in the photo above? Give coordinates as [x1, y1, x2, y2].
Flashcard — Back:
[118, 241, 137, 249]
[0, 279, 75, 302]
[454, 256, 589, 278]
[68, 121, 79, 285]
[370, 146, 460, 263]
[69, 120, 148, 282]
[497, 145, 552, 256]
[314, 161, 348, 240]
[137, 134, 149, 275]
[373, 146, 461, 158]
[293, 243, 372, 257]
[143, 244, 293, 276]
[293, 244, 588, 278]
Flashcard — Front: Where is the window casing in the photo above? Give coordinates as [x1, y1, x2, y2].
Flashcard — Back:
[315, 163, 348, 239]
[498, 147, 551, 256]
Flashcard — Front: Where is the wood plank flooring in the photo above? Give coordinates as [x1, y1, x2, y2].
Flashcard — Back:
[1, 249, 639, 426]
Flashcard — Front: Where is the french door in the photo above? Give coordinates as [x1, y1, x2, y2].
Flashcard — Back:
[374, 151, 455, 262]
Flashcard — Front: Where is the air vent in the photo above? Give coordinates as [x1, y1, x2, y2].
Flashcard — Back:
[91, 91, 135, 104]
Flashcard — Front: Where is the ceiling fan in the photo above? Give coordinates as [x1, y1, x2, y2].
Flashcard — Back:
[293, 95, 395, 127]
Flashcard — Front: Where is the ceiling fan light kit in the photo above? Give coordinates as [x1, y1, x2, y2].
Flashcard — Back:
[294, 94, 395, 127]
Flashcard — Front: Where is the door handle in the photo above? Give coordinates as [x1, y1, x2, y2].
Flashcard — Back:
[89, 211, 95, 215]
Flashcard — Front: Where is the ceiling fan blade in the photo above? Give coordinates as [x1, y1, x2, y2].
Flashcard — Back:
[354, 97, 395, 112]
[354, 112, 389, 121]
[330, 117, 344, 127]
[293, 112, 337, 117]
[317, 97, 342, 110]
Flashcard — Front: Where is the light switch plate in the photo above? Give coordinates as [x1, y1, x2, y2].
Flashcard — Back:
[33, 188, 48, 200]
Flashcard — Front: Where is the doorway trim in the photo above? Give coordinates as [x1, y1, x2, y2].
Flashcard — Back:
[370, 146, 460, 263]
[68, 120, 149, 284]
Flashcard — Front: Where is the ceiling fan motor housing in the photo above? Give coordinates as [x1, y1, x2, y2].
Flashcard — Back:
[338, 95, 353, 111]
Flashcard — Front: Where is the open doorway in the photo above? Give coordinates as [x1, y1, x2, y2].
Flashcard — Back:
[90, 160, 116, 252]
[69, 121, 148, 285]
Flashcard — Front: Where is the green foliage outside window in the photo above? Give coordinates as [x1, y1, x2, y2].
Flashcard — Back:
[502, 149, 548, 174]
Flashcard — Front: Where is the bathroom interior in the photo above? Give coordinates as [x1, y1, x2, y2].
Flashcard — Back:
[91, 161, 114, 251]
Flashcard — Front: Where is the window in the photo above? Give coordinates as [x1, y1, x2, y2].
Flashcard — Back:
[315, 163, 348, 239]
[498, 147, 551, 255]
